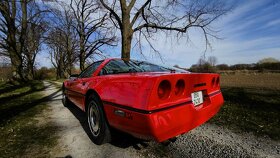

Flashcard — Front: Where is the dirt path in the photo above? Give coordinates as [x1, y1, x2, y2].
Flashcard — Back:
[41, 81, 279, 158]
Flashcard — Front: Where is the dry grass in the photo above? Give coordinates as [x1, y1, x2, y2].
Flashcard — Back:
[220, 73, 280, 90]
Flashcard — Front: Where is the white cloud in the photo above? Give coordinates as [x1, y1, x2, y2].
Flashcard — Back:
[36, 0, 280, 69]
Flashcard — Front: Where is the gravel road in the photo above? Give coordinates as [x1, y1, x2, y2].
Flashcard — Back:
[40, 81, 280, 158]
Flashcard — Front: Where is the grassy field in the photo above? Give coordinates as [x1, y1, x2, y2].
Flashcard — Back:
[0, 81, 58, 157]
[209, 73, 280, 140]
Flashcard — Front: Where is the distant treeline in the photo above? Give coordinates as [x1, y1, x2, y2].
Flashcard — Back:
[188, 57, 280, 73]
[216, 62, 280, 70]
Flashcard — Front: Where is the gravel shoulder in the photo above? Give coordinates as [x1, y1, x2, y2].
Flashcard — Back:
[41, 81, 280, 158]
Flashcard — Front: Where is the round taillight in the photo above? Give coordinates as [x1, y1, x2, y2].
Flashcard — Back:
[175, 79, 185, 96]
[211, 77, 215, 88]
[158, 80, 171, 99]
[216, 77, 220, 86]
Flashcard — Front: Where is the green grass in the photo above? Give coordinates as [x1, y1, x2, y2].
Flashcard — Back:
[51, 78, 66, 83]
[0, 81, 58, 157]
[0, 81, 44, 123]
[209, 73, 280, 140]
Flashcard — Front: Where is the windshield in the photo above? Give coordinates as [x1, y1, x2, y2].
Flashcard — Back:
[100, 59, 187, 75]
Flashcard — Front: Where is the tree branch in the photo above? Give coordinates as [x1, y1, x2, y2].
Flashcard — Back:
[131, 0, 151, 26]
[99, 0, 122, 29]
[127, 0, 136, 12]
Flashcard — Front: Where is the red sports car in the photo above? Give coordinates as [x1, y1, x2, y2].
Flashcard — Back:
[62, 58, 224, 145]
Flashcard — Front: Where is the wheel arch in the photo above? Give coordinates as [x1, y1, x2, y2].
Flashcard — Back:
[85, 89, 111, 127]
[85, 89, 103, 112]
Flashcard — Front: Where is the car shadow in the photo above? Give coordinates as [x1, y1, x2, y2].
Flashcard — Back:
[65, 102, 149, 150]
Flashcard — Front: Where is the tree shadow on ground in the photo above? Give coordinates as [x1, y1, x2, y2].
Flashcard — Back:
[0, 88, 61, 125]
[0, 83, 61, 158]
[65, 102, 149, 150]
[0, 82, 27, 94]
[0, 84, 51, 105]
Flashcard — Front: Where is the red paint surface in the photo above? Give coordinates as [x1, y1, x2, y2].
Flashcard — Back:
[64, 58, 224, 142]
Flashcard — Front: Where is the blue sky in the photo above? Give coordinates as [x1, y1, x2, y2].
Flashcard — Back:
[37, 0, 280, 68]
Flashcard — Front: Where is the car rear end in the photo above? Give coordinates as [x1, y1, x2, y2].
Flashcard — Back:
[144, 73, 224, 141]
[103, 72, 224, 142]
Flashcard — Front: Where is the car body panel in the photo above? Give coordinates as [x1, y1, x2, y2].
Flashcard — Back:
[63, 58, 224, 142]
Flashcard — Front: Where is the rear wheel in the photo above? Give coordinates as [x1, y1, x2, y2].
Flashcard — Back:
[87, 95, 111, 145]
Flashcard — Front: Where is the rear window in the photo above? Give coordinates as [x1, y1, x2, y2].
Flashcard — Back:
[100, 59, 186, 75]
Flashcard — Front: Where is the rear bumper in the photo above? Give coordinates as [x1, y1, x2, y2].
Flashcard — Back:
[103, 91, 224, 142]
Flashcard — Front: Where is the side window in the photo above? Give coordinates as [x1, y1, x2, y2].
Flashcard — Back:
[79, 61, 102, 78]
[100, 59, 143, 75]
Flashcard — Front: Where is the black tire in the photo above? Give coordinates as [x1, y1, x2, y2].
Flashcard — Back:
[87, 94, 111, 145]
[62, 85, 70, 107]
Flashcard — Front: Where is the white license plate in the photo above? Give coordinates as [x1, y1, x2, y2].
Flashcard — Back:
[191, 91, 203, 106]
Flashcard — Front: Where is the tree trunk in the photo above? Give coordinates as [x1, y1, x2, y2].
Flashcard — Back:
[79, 26, 86, 71]
[80, 48, 85, 71]
[6, 0, 25, 81]
[121, 6, 133, 60]
[66, 36, 73, 76]
[27, 57, 35, 80]
[67, 50, 72, 76]
[10, 54, 19, 78]
[121, 30, 133, 60]
[56, 65, 60, 80]
[16, 59, 25, 81]
[19, 0, 27, 81]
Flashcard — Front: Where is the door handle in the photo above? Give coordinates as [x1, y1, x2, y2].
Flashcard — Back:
[82, 82, 86, 86]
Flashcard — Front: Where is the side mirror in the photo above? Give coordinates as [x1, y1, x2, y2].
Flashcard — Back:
[69, 74, 79, 80]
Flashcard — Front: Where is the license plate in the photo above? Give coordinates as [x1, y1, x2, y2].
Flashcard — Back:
[191, 91, 203, 106]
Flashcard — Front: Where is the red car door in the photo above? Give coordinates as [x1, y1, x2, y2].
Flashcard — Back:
[68, 77, 85, 109]
[69, 61, 103, 109]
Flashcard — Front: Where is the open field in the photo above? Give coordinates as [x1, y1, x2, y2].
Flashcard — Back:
[0, 81, 58, 158]
[209, 73, 280, 140]
[220, 72, 280, 90]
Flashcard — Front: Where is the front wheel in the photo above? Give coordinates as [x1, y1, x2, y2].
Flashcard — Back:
[87, 95, 111, 145]
[62, 85, 70, 107]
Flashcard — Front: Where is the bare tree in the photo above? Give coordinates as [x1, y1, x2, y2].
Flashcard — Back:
[46, 4, 79, 78]
[198, 56, 207, 66]
[99, 0, 231, 60]
[0, 0, 23, 80]
[0, 0, 48, 80]
[208, 56, 218, 66]
[192, 55, 217, 72]
[57, 4, 79, 76]
[46, 29, 68, 79]
[70, 0, 117, 71]
[24, 2, 48, 79]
